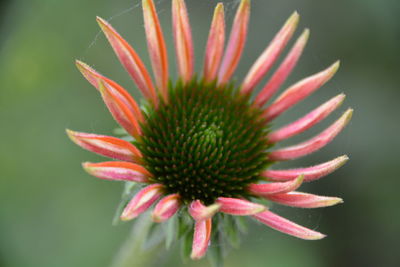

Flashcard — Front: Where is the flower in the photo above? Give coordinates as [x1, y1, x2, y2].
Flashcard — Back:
[68, 0, 352, 261]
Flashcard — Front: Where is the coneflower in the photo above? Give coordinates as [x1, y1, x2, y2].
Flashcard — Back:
[68, 0, 352, 261]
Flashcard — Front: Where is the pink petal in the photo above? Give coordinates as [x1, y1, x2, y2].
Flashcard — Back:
[252, 210, 326, 240]
[98, 81, 142, 138]
[172, 0, 194, 83]
[248, 175, 304, 196]
[142, 0, 169, 101]
[189, 200, 221, 221]
[96, 17, 158, 105]
[263, 61, 340, 121]
[218, 0, 250, 85]
[75, 60, 143, 123]
[152, 194, 181, 223]
[266, 192, 343, 208]
[269, 109, 353, 161]
[120, 184, 164, 221]
[263, 155, 349, 182]
[241, 12, 299, 95]
[66, 130, 142, 162]
[82, 161, 151, 183]
[203, 3, 225, 82]
[216, 197, 266, 215]
[254, 29, 309, 107]
[268, 93, 345, 143]
[191, 218, 212, 260]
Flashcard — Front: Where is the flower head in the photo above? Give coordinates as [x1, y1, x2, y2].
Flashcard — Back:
[68, 0, 352, 261]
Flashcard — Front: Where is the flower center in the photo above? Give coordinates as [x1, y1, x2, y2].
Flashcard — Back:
[137, 79, 272, 204]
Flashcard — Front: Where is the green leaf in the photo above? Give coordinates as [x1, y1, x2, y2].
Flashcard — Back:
[180, 229, 193, 262]
[164, 213, 178, 250]
[207, 233, 224, 267]
[222, 215, 241, 249]
[112, 182, 139, 225]
[142, 222, 165, 251]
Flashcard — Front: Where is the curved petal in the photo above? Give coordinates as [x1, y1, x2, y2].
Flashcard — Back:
[218, 0, 250, 85]
[254, 29, 309, 107]
[121, 184, 164, 221]
[75, 60, 143, 123]
[189, 200, 220, 221]
[96, 17, 158, 105]
[203, 3, 225, 82]
[248, 175, 304, 196]
[216, 197, 266, 215]
[263, 61, 340, 121]
[98, 81, 142, 138]
[66, 130, 142, 162]
[268, 94, 345, 143]
[264, 155, 349, 182]
[266, 192, 343, 208]
[172, 0, 194, 83]
[152, 194, 181, 223]
[82, 161, 151, 183]
[252, 210, 326, 240]
[142, 0, 169, 101]
[241, 11, 299, 94]
[269, 109, 353, 161]
[191, 218, 212, 260]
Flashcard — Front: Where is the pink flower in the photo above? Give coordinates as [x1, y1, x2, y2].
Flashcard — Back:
[68, 0, 352, 261]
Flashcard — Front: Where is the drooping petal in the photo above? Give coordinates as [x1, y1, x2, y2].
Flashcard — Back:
[152, 194, 181, 223]
[248, 175, 304, 196]
[266, 192, 343, 208]
[252, 210, 326, 240]
[203, 3, 225, 82]
[189, 200, 221, 221]
[254, 29, 309, 107]
[82, 161, 151, 183]
[172, 0, 194, 83]
[218, 0, 250, 85]
[264, 155, 349, 182]
[216, 197, 266, 215]
[142, 0, 169, 100]
[120, 184, 164, 221]
[191, 218, 212, 260]
[268, 93, 345, 143]
[75, 60, 143, 122]
[96, 17, 158, 105]
[98, 81, 142, 138]
[269, 109, 353, 161]
[66, 130, 142, 162]
[241, 12, 299, 95]
[263, 61, 340, 121]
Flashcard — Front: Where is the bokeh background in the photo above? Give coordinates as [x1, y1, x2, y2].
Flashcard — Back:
[1, 0, 399, 266]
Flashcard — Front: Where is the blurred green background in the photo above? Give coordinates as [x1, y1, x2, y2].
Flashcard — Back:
[1, 0, 399, 266]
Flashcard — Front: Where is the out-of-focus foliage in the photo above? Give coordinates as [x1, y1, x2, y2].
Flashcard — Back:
[0, 0, 399, 266]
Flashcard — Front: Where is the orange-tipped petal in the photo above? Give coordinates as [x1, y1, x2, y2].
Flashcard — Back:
[190, 218, 212, 260]
[152, 194, 181, 223]
[203, 3, 225, 82]
[75, 60, 143, 123]
[216, 197, 265, 215]
[254, 29, 309, 107]
[189, 200, 221, 221]
[96, 17, 157, 105]
[253, 210, 326, 240]
[66, 129, 142, 162]
[82, 161, 151, 183]
[248, 175, 304, 196]
[120, 184, 164, 221]
[218, 0, 250, 85]
[172, 0, 194, 83]
[241, 11, 299, 95]
[98, 81, 142, 138]
[266, 192, 343, 208]
[269, 109, 353, 161]
[263, 61, 340, 121]
[142, 0, 169, 100]
[268, 93, 345, 143]
[264, 155, 349, 182]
